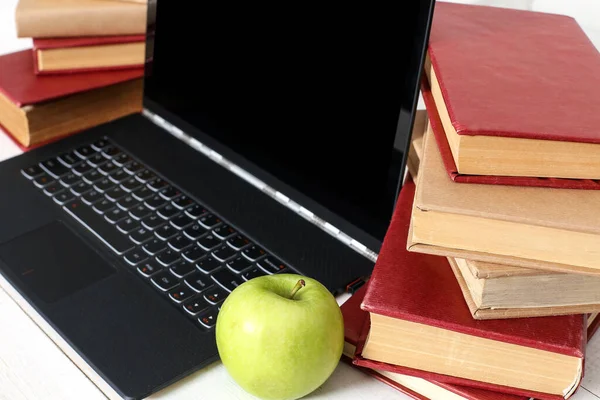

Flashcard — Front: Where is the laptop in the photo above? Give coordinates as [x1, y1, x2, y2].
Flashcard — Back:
[0, 1, 434, 399]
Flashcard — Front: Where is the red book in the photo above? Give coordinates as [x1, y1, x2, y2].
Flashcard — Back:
[353, 179, 586, 400]
[33, 35, 146, 75]
[0, 50, 143, 149]
[342, 284, 526, 400]
[424, 2, 600, 187]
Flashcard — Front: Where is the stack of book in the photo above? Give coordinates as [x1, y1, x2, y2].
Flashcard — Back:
[343, 2, 600, 400]
[0, 0, 147, 150]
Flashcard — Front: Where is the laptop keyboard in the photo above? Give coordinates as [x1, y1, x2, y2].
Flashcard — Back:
[21, 137, 292, 331]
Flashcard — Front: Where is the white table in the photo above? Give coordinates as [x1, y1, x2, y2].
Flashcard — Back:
[1, 1, 600, 399]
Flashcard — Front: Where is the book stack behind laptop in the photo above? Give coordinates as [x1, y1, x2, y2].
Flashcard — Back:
[344, 2, 600, 400]
[0, 0, 146, 150]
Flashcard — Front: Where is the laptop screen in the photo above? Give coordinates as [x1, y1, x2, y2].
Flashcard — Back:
[144, 2, 434, 247]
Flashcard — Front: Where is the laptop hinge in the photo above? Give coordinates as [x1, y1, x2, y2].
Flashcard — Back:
[142, 109, 379, 264]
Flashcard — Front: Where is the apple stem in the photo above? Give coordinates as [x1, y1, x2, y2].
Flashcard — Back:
[289, 279, 306, 300]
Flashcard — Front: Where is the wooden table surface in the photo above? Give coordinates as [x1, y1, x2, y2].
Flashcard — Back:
[1, 1, 600, 399]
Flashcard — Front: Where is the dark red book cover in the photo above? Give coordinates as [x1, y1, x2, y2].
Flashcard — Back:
[341, 283, 526, 400]
[32, 35, 146, 75]
[429, 2, 600, 144]
[0, 50, 144, 107]
[423, 2, 600, 190]
[353, 179, 586, 400]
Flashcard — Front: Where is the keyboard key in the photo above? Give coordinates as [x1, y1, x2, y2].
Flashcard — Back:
[212, 268, 244, 292]
[197, 233, 221, 251]
[99, 162, 118, 175]
[53, 191, 75, 205]
[41, 158, 69, 178]
[198, 214, 221, 229]
[75, 145, 95, 159]
[157, 204, 179, 220]
[117, 217, 140, 234]
[172, 196, 195, 210]
[109, 169, 129, 183]
[82, 170, 104, 184]
[242, 245, 266, 262]
[212, 245, 237, 262]
[227, 256, 252, 273]
[105, 207, 128, 224]
[135, 170, 155, 183]
[105, 186, 126, 202]
[129, 204, 151, 220]
[227, 234, 251, 250]
[129, 227, 153, 244]
[86, 153, 108, 168]
[137, 260, 161, 278]
[182, 245, 206, 263]
[132, 186, 153, 201]
[151, 271, 178, 292]
[124, 249, 148, 266]
[91, 138, 110, 151]
[198, 309, 218, 329]
[63, 200, 134, 255]
[142, 238, 167, 256]
[102, 146, 121, 158]
[213, 224, 236, 240]
[242, 267, 266, 281]
[82, 189, 103, 204]
[93, 199, 115, 214]
[204, 286, 228, 305]
[169, 286, 194, 303]
[257, 256, 287, 274]
[185, 204, 207, 218]
[121, 177, 142, 192]
[22, 165, 44, 179]
[184, 272, 212, 292]
[124, 161, 144, 174]
[155, 224, 178, 240]
[70, 181, 90, 196]
[94, 178, 115, 193]
[145, 195, 167, 210]
[147, 178, 168, 191]
[196, 256, 221, 274]
[72, 162, 94, 176]
[59, 173, 80, 187]
[57, 152, 81, 167]
[170, 214, 193, 229]
[159, 186, 181, 200]
[43, 182, 64, 196]
[183, 223, 206, 240]
[117, 195, 137, 210]
[33, 174, 53, 188]
[183, 297, 209, 316]
[156, 249, 180, 266]
[168, 235, 192, 251]
[170, 261, 195, 278]
[112, 153, 131, 167]
[141, 214, 164, 230]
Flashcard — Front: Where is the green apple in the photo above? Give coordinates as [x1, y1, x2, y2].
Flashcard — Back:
[216, 273, 344, 400]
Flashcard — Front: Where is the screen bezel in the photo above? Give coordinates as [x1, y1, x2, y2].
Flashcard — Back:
[143, 0, 436, 254]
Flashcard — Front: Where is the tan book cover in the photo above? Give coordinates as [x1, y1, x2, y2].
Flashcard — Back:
[408, 125, 600, 275]
[16, 0, 147, 38]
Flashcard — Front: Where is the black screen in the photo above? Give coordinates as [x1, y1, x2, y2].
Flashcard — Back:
[144, 3, 433, 243]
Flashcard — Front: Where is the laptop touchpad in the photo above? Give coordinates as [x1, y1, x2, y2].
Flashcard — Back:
[0, 221, 115, 303]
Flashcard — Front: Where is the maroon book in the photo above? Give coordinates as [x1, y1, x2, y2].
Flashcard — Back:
[424, 2, 600, 188]
[342, 284, 527, 400]
[353, 179, 587, 400]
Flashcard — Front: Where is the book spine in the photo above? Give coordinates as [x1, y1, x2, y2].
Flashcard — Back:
[16, 4, 147, 38]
